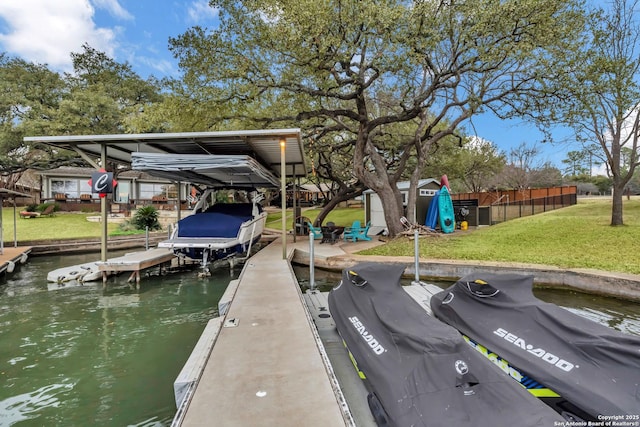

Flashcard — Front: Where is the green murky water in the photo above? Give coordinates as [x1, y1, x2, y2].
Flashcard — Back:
[0, 251, 235, 427]
[2, 258, 638, 427]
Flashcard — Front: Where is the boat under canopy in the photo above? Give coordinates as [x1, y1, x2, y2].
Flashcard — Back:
[131, 153, 280, 189]
[132, 153, 276, 268]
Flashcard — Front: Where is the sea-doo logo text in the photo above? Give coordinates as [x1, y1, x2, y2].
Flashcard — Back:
[493, 328, 575, 372]
[348, 316, 386, 355]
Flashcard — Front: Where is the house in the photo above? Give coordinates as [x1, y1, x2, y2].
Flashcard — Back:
[364, 178, 441, 234]
[0, 170, 40, 206]
[37, 167, 193, 213]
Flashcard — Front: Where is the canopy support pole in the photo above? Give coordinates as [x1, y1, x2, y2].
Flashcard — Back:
[292, 165, 297, 243]
[280, 138, 287, 259]
[101, 144, 108, 262]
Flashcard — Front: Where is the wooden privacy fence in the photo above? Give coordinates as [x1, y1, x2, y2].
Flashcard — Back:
[451, 186, 578, 225]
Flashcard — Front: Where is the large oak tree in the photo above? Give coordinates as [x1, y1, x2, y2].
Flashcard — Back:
[170, 0, 585, 236]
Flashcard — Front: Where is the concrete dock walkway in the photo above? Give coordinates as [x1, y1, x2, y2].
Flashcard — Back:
[0, 246, 32, 275]
[178, 238, 349, 427]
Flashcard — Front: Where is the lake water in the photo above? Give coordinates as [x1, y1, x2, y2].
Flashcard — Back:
[1, 256, 639, 427]
[0, 251, 236, 427]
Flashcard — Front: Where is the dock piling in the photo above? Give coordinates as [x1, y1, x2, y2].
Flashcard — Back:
[309, 231, 315, 290]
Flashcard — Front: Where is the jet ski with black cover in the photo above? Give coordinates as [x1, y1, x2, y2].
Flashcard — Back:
[327, 263, 562, 427]
[430, 273, 640, 421]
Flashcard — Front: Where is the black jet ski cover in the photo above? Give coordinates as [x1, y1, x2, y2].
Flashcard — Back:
[327, 263, 562, 427]
[430, 273, 640, 419]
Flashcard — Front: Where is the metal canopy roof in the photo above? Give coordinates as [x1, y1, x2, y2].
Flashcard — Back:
[24, 129, 307, 178]
[0, 188, 31, 199]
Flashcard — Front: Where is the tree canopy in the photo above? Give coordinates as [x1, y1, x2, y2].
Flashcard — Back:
[169, 0, 586, 235]
[549, 0, 640, 225]
[0, 45, 163, 180]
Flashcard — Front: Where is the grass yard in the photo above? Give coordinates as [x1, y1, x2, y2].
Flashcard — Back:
[265, 206, 365, 230]
[2, 209, 121, 242]
[361, 198, 640, 275]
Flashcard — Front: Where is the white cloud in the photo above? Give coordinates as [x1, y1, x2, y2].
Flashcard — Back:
[137, 56, 177, 76]
[187, 0, 219, 24]
[0, 0, 118, 72]
[92, 0, 133, 21]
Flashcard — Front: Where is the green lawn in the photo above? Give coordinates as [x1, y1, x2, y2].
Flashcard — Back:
[265, 207, 365, 229]
[361, 198, 640, 275]
[2, 209, 121, 242]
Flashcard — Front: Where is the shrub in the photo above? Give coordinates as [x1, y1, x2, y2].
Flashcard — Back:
[37, 202, 58, 212]
[131, 206, 161, 231]
[117, 220, 138, 232]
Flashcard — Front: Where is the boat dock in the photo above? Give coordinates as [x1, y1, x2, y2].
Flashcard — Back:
[0, 246, 32, 275]
[174, 238, 353, 427]
[97, 247, 177, 286]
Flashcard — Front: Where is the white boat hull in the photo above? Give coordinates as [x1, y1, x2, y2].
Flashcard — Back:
[46, 262, 104, 283]
[159, 212, 266, 262]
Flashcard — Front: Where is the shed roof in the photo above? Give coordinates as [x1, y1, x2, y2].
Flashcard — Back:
[363, 178, 440, 194]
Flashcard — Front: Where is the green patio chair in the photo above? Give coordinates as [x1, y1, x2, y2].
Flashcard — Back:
[307, 222, 323, 239]
[343, 220, 372, 242]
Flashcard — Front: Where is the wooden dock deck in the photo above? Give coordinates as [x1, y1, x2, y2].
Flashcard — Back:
[175, 239, 350, 427]
[0, 246, 32, 275]
[96, 247, 176, 285]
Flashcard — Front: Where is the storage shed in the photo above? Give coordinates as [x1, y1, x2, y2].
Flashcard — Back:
[364, 178, 441, 235]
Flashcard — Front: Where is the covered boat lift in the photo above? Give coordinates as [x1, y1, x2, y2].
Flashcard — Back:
[24, 129, 307, 261]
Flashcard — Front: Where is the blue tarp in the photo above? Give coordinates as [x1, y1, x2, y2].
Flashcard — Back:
[177, 203, 258, 238]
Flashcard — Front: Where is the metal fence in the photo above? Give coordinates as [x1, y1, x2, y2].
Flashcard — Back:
[488, 192, 577, 225]
[451, 186, 578, 226]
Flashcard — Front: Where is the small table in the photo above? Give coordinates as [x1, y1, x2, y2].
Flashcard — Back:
[320, 226, 344, 244]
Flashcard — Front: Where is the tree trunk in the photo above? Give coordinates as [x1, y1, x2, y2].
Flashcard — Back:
[313, 188, 364, 227]
[611, 184, 625, 226]
[376, 185, 405, 237]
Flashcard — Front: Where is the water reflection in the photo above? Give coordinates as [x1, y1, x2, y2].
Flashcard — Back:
[0, 382, 75, 426]
[0, 251, 234, 427]
[533, 288, 640, 336]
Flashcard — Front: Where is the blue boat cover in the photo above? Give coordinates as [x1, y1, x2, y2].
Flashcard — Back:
[425, 189, 440, 229]
[177, 203, 258, 238]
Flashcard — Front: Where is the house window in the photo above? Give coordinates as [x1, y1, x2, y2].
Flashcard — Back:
[116, 181, 130, 203]
[139, 183, 174, 199]
[51, 179, 81, 198]
[419, 189, 437, 197]
[80, 180, 92, 197]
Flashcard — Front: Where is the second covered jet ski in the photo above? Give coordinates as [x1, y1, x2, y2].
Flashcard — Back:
[327, 263, 562, 427]
[430, 273, 640, 421]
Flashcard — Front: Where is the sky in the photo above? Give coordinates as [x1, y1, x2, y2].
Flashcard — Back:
[0, 0, 582, 171]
